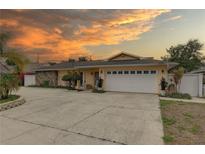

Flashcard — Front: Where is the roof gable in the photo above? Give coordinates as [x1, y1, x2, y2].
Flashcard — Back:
[107, 52, 140, 61]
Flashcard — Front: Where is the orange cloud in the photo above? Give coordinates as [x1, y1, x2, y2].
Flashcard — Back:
[1, 10, 170, 62]
[0, 19, 19, 27]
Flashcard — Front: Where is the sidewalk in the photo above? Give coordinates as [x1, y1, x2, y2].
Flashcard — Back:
[160, 97, 205, 104]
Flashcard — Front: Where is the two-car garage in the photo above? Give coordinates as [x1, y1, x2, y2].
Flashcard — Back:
[104, 70, 159, 93]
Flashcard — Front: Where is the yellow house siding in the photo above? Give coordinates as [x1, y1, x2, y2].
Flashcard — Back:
[83, 69, 99, 88]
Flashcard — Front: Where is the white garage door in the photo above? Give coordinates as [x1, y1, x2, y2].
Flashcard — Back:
[105, 70, 158, 93]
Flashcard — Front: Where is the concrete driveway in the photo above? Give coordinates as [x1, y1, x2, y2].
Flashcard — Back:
[0, 87, 163, 145]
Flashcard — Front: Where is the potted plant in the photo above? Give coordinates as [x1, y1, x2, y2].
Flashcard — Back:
[97, 78, 103, 90]
[173, 67, 184, 92]
[160, 77, 168, 96]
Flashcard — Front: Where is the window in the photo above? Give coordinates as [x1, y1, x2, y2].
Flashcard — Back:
[118, 71, 123, 74]
[151, 70, 157, 74]
[107, 71, 111, 74]
[137, 70, 142, 74]
[144, 70, 149, 74]
[130, 71, 136, 74]
[112, 71, 117, 74]
[124, 71, 129, 74]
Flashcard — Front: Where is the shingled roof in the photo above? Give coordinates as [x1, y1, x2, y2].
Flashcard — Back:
[35, 59, 178, 71]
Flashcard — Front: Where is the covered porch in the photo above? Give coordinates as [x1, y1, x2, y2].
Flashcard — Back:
[58, 68, 104, 90]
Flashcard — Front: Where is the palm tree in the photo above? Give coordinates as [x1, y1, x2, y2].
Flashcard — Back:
[0, 74, 20, 99]
[0, 32, 29, 99]
[173, 67, 184, 92]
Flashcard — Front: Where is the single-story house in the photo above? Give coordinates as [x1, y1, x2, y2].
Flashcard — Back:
[35, 52, 177, 94]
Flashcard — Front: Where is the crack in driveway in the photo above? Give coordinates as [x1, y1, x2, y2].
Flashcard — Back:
[66, 105, 112, 129]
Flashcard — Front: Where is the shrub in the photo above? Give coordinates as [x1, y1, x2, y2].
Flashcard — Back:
[0, 74, 20, 99]
[43, 80, 49, 87]
[62, 72, 81, 88]
[62, 74, 73, 81]
[164, 92, 192, 100]
[160, 77, 168, 90]
[98, 78, 103, 88]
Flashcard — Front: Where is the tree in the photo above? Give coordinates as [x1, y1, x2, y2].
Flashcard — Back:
[0, 74, 20, 99]
[0, 32, 10, 55]
[162, 39, 205, 72]
[72, 72, 81, 81]
[62, 72, 74, 88]
[62, 71, 81, 88]
[173, 67, 184, 92]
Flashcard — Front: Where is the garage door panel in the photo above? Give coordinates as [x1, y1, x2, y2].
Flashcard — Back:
[105, 75, 158, 93]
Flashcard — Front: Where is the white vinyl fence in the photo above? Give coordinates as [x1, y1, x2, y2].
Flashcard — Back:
[168, 74, 203, 97]
[24, 75, 36, 86]
[203, 84, 205, 96]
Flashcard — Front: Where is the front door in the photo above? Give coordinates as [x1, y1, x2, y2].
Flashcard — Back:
[94, 72, 99, 87]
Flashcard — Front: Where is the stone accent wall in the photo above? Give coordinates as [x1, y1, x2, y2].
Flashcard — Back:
[36, 71, 58, 86]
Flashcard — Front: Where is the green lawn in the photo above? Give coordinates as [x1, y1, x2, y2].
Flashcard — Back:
[0, 95, 20, 104]
[160, 100, 205, 145]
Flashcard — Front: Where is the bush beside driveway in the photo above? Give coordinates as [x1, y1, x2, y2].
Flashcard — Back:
[0, 87, 163, 145]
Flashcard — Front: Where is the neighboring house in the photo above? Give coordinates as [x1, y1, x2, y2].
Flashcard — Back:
[35, 52, 177, 94]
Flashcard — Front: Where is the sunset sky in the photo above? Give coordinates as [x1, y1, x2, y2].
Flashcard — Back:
[0, 9, 205, 62]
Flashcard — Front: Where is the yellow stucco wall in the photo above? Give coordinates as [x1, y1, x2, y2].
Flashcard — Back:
[83, 69, 99, 88]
